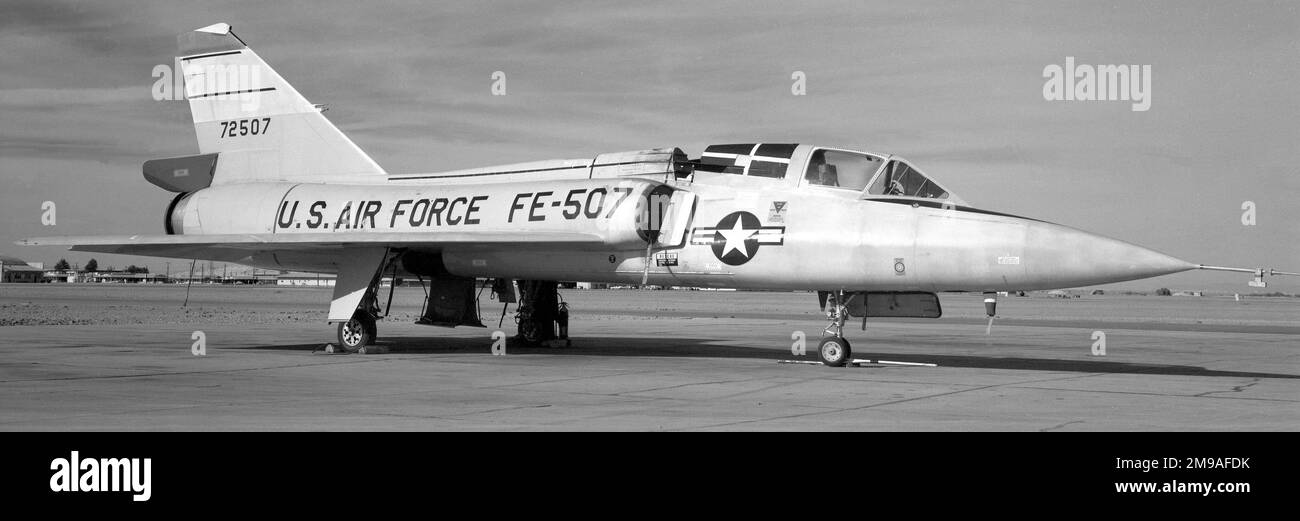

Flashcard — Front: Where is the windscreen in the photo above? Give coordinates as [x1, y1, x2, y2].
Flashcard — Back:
[867, 160, 950, 199]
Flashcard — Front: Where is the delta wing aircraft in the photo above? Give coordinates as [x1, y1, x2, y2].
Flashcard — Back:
[21, 24, 1295, 365]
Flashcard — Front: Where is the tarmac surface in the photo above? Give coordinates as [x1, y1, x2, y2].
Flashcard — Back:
[1, 285, 1297, 431]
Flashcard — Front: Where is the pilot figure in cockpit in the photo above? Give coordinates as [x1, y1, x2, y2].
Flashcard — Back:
[805, 150, 839, 187]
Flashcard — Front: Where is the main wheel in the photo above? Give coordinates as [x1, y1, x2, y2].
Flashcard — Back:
[818, 336, 851, 367]
[337, 312, 376, 353]
[517, 312, 541, 345]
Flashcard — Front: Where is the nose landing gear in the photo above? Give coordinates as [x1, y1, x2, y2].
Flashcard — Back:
[818, 290, 854, 366]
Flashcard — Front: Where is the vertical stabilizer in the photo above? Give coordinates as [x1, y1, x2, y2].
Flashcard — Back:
[178, 23, 386, 183]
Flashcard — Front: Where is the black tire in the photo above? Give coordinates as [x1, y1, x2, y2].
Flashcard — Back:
[818, 336, 851, 367]
[518, 316, 541, 344]
[337, 312, 376, 353]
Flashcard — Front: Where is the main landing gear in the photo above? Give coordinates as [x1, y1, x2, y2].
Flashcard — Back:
[337, 290, 381, 353]
[513, 280, 571, 347]
[332, 249, 393, 354]
[337, 310, 376, 352]
[818, 290, 855, 367]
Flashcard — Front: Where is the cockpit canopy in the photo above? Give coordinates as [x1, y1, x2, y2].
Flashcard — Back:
[697, 143, 798, 178]
[695, 143, 962, 203]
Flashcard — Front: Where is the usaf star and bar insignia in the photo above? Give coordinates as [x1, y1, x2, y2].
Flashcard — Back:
[689, 210, 786, 266]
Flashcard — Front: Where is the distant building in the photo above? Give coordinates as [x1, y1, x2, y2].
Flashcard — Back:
[43, 270, 79, 283]
[0, 255, 47, 283]
[82, 272, 169, 284]
[276, 272, 336, 287]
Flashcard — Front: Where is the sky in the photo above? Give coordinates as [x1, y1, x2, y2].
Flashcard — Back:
[1, 0, 1297, 292]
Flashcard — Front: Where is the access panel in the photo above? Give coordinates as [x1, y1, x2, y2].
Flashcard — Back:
[846, 291, 942, 318]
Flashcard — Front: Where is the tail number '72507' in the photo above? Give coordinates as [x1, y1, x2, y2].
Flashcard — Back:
[219, 118, 271, 138]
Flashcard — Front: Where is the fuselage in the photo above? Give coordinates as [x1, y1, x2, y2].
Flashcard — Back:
[164, 144, 1195, 292]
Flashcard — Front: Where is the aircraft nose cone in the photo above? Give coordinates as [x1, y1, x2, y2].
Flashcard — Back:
[1023, 221, 1196, 289]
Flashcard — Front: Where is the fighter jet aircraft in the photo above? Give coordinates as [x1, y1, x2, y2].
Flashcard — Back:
[20, 24, 1294, 366]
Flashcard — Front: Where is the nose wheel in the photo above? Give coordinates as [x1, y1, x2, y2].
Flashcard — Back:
[818, 336, 852, 367]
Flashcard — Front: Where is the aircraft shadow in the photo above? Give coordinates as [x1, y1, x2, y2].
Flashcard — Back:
[242, 335, 766, 359]
[848, 352, 1299, 380]
[236, 335, 1299, 380]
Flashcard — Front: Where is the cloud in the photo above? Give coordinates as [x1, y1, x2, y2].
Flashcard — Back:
[0, 86, 147, 107]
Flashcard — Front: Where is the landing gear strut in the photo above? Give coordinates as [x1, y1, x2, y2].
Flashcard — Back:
[514, 280, 571, 347]
[819, 291, 853, 366]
